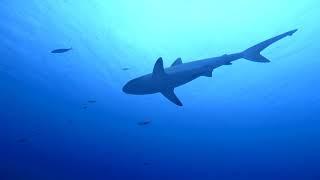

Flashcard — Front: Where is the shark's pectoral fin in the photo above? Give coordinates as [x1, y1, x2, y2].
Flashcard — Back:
[161, 89, 183, 106]
[153, 57, 166, 78]
[171, 58, 183, 67]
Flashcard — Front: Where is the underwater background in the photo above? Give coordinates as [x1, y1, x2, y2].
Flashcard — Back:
[1, 0, 320, 179]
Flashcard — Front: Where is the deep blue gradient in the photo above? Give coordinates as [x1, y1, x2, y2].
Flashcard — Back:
[1, 1, 320, 179]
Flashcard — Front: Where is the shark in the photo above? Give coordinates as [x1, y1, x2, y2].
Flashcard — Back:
[122, 29, 298, 106]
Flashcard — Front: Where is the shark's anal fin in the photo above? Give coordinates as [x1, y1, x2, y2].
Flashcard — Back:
[171, 58, 183, 67]
[161, 89, 183, 106]
[153, 57, 166, 78]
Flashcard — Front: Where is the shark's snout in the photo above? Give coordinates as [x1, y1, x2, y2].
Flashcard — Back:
[122, 77, 158, 95]
[122, 79, 141, 94]
[122, 82, 131, 94]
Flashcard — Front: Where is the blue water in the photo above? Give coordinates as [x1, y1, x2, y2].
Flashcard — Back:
[1, 0, 320, 179]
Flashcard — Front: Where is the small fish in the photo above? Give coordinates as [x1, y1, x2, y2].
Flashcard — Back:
[137, 120, 152, 126]
[51, 48, 72, 53]
[122, 68, 130, 71]
[143, 162, 151, 166]
[16, 138, 29, 144]
[82, 106, 88, 109]
[88, 100, 96, 103]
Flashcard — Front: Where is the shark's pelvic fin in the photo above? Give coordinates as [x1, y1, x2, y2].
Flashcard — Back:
[242, 29, 298, 63]
[161, 89, 183, 106]
[202, 70, 213, 77]
[152, 57, 166, 78]
[171, 58, 183, 67]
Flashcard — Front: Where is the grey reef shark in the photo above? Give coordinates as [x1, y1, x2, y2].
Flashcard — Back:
[123, 29, 298, 106]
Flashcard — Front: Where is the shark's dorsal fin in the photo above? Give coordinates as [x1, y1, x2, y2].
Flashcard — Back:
[153, 57, 166, 78]
[171, 58, 182, 67]
[161, 89, 183, 106]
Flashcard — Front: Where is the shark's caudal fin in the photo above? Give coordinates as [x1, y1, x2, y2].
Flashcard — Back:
[242, 29, 298, 63]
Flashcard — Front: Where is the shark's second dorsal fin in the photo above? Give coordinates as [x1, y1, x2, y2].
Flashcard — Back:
[171, 58, 182, 67]
[153, 57, 166, 78]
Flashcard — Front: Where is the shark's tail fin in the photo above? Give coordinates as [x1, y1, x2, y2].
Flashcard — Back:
[241, 29, 298, 63]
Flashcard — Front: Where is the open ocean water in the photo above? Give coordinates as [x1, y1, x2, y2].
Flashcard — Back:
[1, 0, 320, 179]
